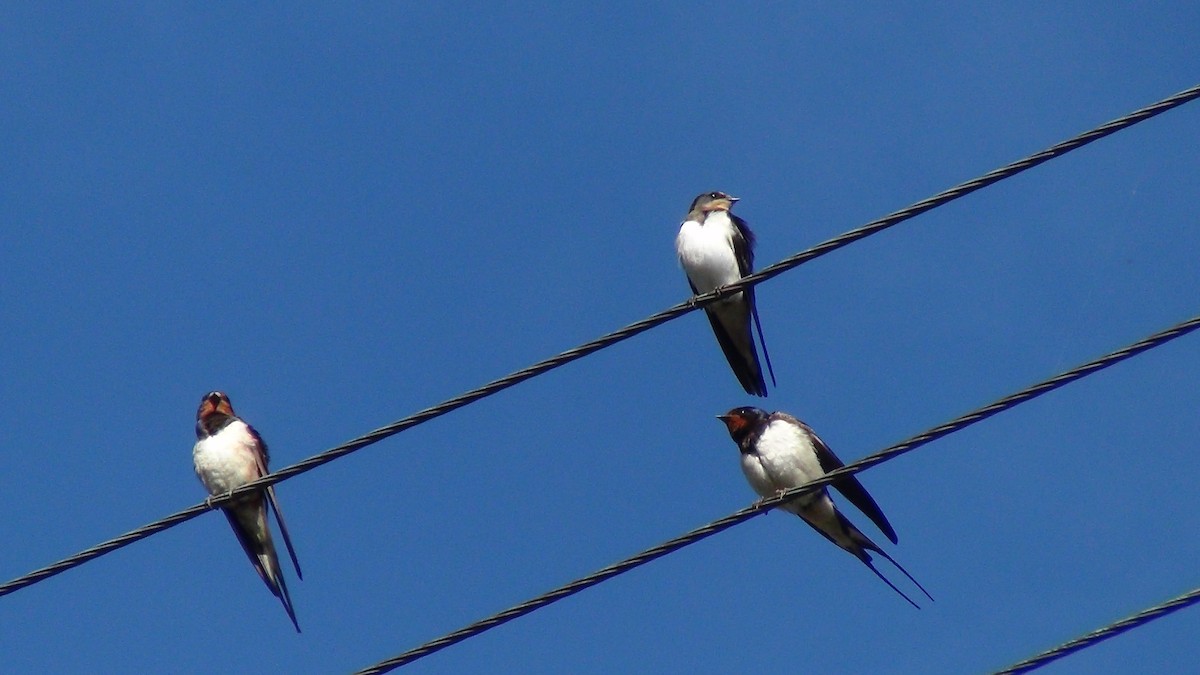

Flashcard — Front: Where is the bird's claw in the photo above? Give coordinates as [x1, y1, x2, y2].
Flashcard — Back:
[753, 489, 788, 510]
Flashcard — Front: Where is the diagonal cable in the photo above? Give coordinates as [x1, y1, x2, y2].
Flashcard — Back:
[1, 84, 1197, 600]
[992, 585, 1200, 674]
[352, 313, 1200, 673]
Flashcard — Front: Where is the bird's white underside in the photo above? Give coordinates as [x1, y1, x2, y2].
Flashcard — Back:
[676, 211, 743, 297]
[193, 419, 262, 495]
[741, 420, 847, 541]
[740, 420, 825, 496]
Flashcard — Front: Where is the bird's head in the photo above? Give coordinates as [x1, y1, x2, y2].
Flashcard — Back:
[716, 406, 767, 442]
[689, 191, 740, 215]
[196, 390, 235, 422]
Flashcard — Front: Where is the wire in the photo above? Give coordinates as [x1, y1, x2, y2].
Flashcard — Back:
[0, 83, 1196, 601]
[352, 313, 1200, 673]
[992, 585, 1200, 674]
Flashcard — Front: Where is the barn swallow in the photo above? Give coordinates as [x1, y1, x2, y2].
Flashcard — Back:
[193, 391, 303, 632]
[717, 406, 931, 608]
[675, 191, 776, 396]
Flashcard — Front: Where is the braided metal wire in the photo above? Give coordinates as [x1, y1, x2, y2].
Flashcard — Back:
[992, 586, 1200, 674]
[0, 83, 1195, 602]
[353, 314, 1200, 673]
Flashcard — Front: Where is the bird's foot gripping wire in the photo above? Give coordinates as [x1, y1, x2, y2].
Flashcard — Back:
[752, 489, 788, 511]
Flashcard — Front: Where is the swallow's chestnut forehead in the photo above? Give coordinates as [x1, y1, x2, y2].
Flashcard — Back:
[197, 391, 235, 418]
[720, 413, 749, 435]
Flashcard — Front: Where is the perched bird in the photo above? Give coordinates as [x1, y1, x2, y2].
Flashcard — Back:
[717, 406, 931, 608]
[676, 191, 776, 396]
[193, 391, 303, 632]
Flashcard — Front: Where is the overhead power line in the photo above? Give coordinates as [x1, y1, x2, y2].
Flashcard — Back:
[0, 83, 1196, 601]
[992, 585, 1200, 674]
[352, 313, 1200, 673]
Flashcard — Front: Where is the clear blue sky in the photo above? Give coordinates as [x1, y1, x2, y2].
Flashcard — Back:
[2, 4, 1198, 673]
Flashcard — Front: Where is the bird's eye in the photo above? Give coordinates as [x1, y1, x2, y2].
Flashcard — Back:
[709, 192, 721, 199]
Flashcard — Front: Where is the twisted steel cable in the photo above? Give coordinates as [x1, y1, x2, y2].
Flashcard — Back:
[0, 83, 1196, 601]
[353, 313, 1200, 673]
[992, 586, 1200, 674]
